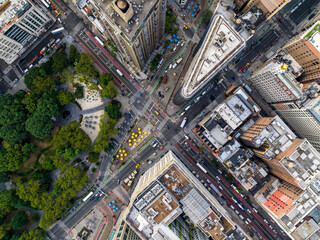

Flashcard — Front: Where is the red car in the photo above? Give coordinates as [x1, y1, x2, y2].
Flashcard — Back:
[238, 66, 245, 72]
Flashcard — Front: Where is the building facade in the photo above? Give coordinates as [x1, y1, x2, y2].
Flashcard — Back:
[98, 0, 166, 71]
[241, 0, 290, 21]
[113, 220, 141, 240]
[249, 59, 303, 103]
[123, 151, 235, 240]
[0, 0, 51, 64]
[284, 21, 320, 84]
[273, 94, 320, 151]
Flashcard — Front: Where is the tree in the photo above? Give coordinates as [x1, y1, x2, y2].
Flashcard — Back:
[92, 117, 118, 152]
[69, 45, 80, 65]
[52, 121, 91, 154]
[21, 93, 38, 115]
[50, 51, 68, 73]
[19, 228, 46, 240]
[0, 172, 9, 183]
[15, 179, 45, 209]
[0, 190, 13, 217]
[57, 91, 75, 106]
[150, 54, 162, 72]
[100, 81, 117, 99]
[99, 73, 113, 86]
[75, 53, 97, 77]
[21, 143, 37, 155]
[105, 101, 121, 119]
[24, 68, 42, 90]
[59, 68, 74, 84]
[0, 124, 28, 145]
[26, 114, 54, 139]
[0, 143, 29, 172]
[0, 94, 26, 126]
[42, 157, 55, 171]
[165, 9, 177, 34]
[11, 211, 28, 229]
[88, 152, 99, 163]
[27, 75, 55, 95]
[0, 225, 10, 239]
[39, 60, 53, 76]
[202, 9, 213, 24]
[35, 91, 60, 118]
[52, 156, 69, 171]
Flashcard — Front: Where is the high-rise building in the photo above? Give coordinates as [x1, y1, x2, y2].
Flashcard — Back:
[96, 0, 167, 71]
[123, 151, 236, 240]
[0, 0, 51, 64]
[284, 21, 320, 84]
[241, 0, 290, 21]
[273, 83, 320, 151]
[113, 220, 141, 240]
[192, 86, 260, 155]
[249, 58, 303, 104]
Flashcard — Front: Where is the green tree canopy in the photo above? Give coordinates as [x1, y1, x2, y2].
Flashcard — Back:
[18, 228, 46, 240]
[11, 211, 28, 229]
[15, 179, 46, 209]
[24, 67, 42, 90]
[88, 151, 99, 163]
[35, 91, 60, 118]
[0, 190, 13, 217]
[57, 91, 75, 106]
[105, 100, 121, 119]
[92, 116, 118, 152]
[0, 94, 27, 144]
[0, 143, 30, 172]
[100, 81, 117, 99]
[0, 124, 28, 145]
[21, 93, 39, 115]
[25, 114, 54, 139]
[75, 53, 97, 77]
[59, 68, 74, 84]
[0, 172, 9, 183]
[50, 51, 68, 73]
[26, 75, 55, 95]
[52, 121, 91, 155]
[42, 157, 55, 171]
[69, 45, 80, 65]
[99, 73, 113, 86]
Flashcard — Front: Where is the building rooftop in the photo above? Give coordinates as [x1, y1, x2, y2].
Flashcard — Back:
[182, 14, 245, 98]
[160, 166, 192, 201]
[247, 115, 296, 159]
[302, 21, 320, 51]
[125, 151, 235, 240]
[279, 139, 320, 189]
[0, 0, 31, 33]
[98, 0, 157, 42]
[292, 218, 320, 240]
[146, 192, 179, 224]
[199, 211, 230, 240]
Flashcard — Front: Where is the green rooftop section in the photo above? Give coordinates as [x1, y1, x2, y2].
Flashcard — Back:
[304, 23, 320, 39]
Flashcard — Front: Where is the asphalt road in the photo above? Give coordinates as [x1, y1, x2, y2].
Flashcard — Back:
[175, 139, 289, 240]
[234, 30, 279, 71]
[285, 0, 319, 25]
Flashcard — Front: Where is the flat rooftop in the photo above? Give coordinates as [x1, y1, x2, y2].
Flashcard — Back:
[146, 192, 179, 224]
[0, 0, 30, 33]
[160, 166, 192, 201]
[182, 14, 245, 98]
[250, 116, 296, 159]
[199, 211, 228, 240]
[101, 0, 157, 41]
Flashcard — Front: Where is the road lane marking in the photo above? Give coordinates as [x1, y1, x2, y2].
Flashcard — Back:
[76, 32, 134, 95]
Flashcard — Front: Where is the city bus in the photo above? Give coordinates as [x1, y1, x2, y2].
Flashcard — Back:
[51, 27, 64, 34]
[196, 162, 207, 173]
[180, 117, 187, 128]
[95, 36, 105, 47]
[40, 0, 49, 8]
[116, 69, 123, 76]
[83, 191, 93, 202]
